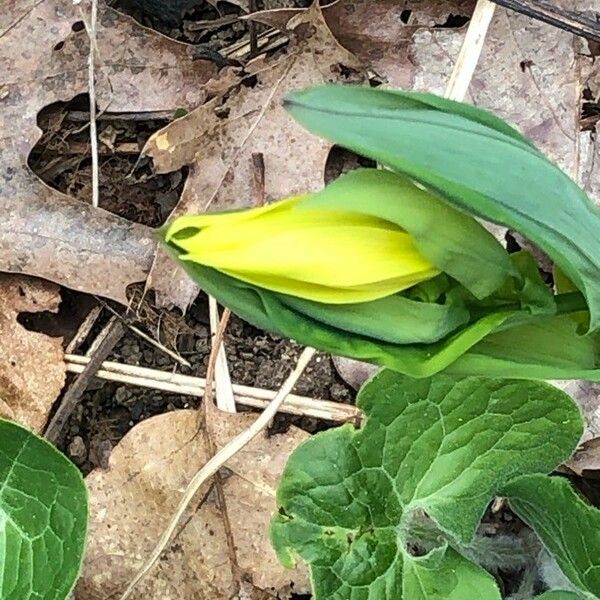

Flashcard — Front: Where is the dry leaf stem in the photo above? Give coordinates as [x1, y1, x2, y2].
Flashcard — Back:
[444, 0, 497, 102]
[201, 306, 240, 584]
[118, 345, 316, 599]
[64, 354, 360, 421]
[209, 299, 236, 412]
[82, 0, 99, 208]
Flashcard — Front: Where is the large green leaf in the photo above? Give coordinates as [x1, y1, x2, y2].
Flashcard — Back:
[0, 419, 88, 600]
[504, 475, 600, 599]
[271, 371, 582, 599]
[284, 85, 600, 331]
[169, 256, 600, 380]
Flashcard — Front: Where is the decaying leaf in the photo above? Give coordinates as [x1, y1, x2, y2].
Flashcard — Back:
[322, 0, 474, 88]
[411, 9, 580, 178]
[77, 408, 310, 599]
[331, 356, 378, 391]
[556, 380, 600, 476]
[0, 0, 217, 303]
[0, 274, 65, 431]
[144, 2, 365, 310]
[566, 438, 600, 476]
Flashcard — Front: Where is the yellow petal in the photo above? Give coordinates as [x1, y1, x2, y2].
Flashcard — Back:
[173, 201, 439, 303]
[165, 196, 303, 240]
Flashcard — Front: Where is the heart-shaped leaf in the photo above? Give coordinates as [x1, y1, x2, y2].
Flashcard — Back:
[0, 419, 88, 599]
[271, 371, 582, 599]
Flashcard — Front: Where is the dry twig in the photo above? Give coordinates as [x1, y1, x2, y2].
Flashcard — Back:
[45, 317, 125, 442]
[445, 0, 497, 102]
[64, 354, 361, 421]
[209, 299, 236, 412]
[80, 0, 99, 208]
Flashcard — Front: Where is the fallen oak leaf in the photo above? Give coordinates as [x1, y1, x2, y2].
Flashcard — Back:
[0, 0, 217, 303]
[76, 409, 310, 599]
[143, 1, 365, 310]
[0, 274, 65, 431]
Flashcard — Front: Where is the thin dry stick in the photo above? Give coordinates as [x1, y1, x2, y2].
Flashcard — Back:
[129, 323, 191, 367]
[200, 308, 240, 583]
[444, 0, 497, 102]
[65, 305, 102, 353]
[209, 299, 236, 412]
[83, 0, 99, 208]
[118, 346, 316, 600]
[64, 355, 361, 422]
[45, 318, 125, 442]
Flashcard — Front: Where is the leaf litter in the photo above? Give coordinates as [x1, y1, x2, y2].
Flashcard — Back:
[1, 0, 600, 598]
[0, 274, 65, 431]
[77, 407, 310, 599]
[0, 0, 217, 303]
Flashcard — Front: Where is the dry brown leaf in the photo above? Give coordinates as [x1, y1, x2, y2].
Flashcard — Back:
[143, 1, 365, 310]
[579, 47, 600, 203]
[566, 438, 600, 476]
[332, 356, 378, 391]
[77, 408, 310, 599]
[322, 0, 474, 87]
[410, 4, 600, 192]
[555, 379, 600, 476]
[0, 0, 217, 303]
[0, 274, 65, 431]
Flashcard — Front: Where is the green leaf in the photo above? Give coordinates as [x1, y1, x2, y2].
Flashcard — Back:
[403, 548, 500, 599]
[535, 593, 582, 600]
[169, 256, 600, 380]
[0, 419, 88, 600]
[271, 371, 582, 599]
[284, 85, 600, 332]
[504, 475, 600, 599]
[445, 314, 600, 380]
[279, 292, 470, 344]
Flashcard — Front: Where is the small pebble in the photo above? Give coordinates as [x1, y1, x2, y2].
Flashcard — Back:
[68, 436, 87, 463]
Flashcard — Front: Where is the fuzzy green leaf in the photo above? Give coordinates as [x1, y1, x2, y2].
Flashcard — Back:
[271, 371, 582, 599]
[535, 593, 582, 600]
[505, 475, 600, 599]
[285, 85, 600, 331]
[0, 419, 88, 600]
[403, 548, 500, 599]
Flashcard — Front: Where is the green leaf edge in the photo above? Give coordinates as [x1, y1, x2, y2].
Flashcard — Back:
[0, 418, 88, 600]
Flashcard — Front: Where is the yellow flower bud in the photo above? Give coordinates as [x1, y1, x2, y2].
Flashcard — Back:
[165, 195, 439, 304]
